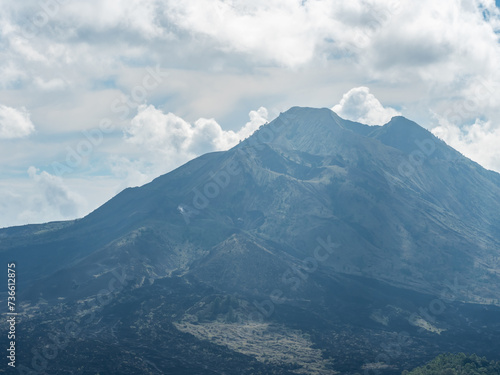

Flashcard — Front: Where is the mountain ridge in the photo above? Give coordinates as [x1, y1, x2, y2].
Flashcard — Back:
[1, 106, 499, 374]
[2, 107, 500, 302]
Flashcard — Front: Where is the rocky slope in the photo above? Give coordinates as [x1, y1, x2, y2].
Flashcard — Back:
[1, 107, 499, 374]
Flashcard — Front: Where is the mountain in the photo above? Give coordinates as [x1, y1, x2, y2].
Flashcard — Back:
[1, 107, 500, 374]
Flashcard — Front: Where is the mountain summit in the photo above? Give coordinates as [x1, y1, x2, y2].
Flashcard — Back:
[1, 107, 500, 374]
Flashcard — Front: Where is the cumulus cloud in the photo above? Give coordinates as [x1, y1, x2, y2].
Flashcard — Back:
[3, 0, 500, 79]
[126, 105, 267, 155]
[332, 86, 400, 125]
[432, 118, 500, 173]
[161, 0, 412, 67]
[0, 105, 35, 139]
[161, 0, 500, 80]
[120, 105, 268, 185]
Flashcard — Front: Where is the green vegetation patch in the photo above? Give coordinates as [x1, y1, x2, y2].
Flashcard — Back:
[403, 353, 500, 375]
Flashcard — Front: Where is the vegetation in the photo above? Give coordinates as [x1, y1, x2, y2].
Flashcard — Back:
[403, 353, 500, 375]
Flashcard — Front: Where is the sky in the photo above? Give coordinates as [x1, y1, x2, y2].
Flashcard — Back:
[1, 0, 500, 228]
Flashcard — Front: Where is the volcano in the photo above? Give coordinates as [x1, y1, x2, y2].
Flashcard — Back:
[2, 107, 500, 374]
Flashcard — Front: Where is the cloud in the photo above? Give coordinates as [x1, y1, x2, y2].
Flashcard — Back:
[34, 77, 67, 91]
[3, 0, 500, 78]
[161, 0, 500, 77]
[161, 0, 411, 67]
[163, 0, 321, 67]
[431, 118, 500, 173]
[126, 105, 267, 156]
[0, 167, 88, 228]
[332, 86, 400, 125]
[120, 105, 268, 185]
[62, 0, 169, 39]
[25, 166, 86, 217]
[360, 0, 500, 89]
[0, 105, 35, 139]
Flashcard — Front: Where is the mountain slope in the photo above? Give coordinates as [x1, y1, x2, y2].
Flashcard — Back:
[1, 107, 500, 374]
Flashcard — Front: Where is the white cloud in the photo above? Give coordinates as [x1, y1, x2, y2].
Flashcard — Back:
[161, 0, 500, 79]
[332, 86, 400, 125]
[3, 0, 500, 79]
[432, 117, 500, 173]
[120, 105, 268, 186]
[163, 0, 321, 67]
[359, 0, 500, 96]
[0, 105, 35, 139]
[126, 104, 267, 156]
[160, 1, 406, 68]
